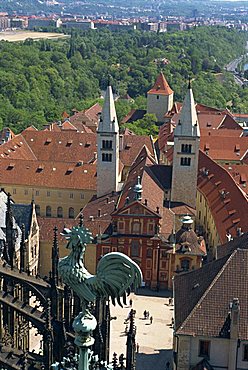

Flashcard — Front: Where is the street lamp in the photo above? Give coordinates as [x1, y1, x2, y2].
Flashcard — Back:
[151, 232, 161, 292]
[156, 244, 161, 292]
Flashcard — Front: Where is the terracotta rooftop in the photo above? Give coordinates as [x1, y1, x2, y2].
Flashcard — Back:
[81, 192, 119, 237]
[117, 145, 160, 211]
[223, 164, 248, 191]
[175, 249, 248, 340]
[147, 72, 173, 96]
[0, 159, 97, 190]
[200, 135, 248, 161]
[0, 133, 37, 160]
[38, 217, 78, 242]
[198, 151, 248, 244]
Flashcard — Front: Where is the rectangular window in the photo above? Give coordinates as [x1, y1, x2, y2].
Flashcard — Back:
[243, 344, 248, 361]
[24, 189, 28, 195]
[118, 221, 124, 231]
[80, 193, 84, 199]
[199, 340, 210, 358]
[13, 188, 16, 194]
[146, 259, 152, 269]
[131, 240, 139, 257]
[156, 95, 159, 100]
[35, 190, 39, 196]
[180, 157, 191, 166]
[102, 153, 112, 162]
[146, 270, 151, 280]
[102, 140, 113, 149]
[47, 191, 50, 197]
[58, 192, 62, 198]
[69, 193, 74, 199]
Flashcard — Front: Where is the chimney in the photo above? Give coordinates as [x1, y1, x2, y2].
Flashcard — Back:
[106, 197, 109, 204]
[119, 134, 124, 151]
[144, 199, 148, 206]
[98, 209, 101, 217]
[230, 298, 240, 339]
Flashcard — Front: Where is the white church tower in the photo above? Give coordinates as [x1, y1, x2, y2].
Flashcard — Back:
[97, 85, 119, 198]
[171, 81, 200, 209]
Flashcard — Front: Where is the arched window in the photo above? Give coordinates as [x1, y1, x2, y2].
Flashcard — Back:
[69, 207, 74, 219]
[57, 207, 63, 218]
[46, 206, 51, 217]
[35, 204, 40, 216]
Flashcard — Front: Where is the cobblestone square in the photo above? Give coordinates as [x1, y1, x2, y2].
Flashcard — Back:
[110, 289, 174, 369]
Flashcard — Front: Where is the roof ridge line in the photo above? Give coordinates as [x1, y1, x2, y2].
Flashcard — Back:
[177, 251, 237, 333]
[19, 133, 38, 160]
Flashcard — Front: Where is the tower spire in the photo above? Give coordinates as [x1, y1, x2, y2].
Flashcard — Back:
[98, 85, 119, 134]
[97, 85, 120, 198]
[174, 82, 200, 138]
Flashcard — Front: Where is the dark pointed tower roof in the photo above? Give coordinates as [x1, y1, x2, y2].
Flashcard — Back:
[147, 72, 173, 96]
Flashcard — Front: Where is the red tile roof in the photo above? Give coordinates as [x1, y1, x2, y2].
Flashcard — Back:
[147, 72, 173, 96]
[38, 217, 78, 242]
[81, 192, 119, 237]
[0, 159, 97, 190]
[0, 134, 37, 160]
[223, 164, 248, 191]
[200, 135, 248, 161]
[198, 151, 248, 243]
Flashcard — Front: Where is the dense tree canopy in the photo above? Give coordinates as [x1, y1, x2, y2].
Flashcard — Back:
[0, 26, 247, 133]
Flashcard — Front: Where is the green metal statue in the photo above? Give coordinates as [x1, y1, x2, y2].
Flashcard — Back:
[58, 225, 142, 370]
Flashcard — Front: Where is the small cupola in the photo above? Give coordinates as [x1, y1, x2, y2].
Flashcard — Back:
[134, 176, 143, 201]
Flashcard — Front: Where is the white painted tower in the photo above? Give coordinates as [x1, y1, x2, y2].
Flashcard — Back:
[97, 85, 119, 198]
[171, 81, 200, 209]
[147, 72, 174, 122]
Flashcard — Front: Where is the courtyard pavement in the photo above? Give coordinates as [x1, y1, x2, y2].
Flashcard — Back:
[109, 289, 174, 369]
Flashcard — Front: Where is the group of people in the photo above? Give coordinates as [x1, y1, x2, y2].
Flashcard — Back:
[143, 310, 153, 324]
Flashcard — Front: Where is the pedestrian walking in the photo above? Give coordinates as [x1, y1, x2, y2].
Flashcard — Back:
[150, 316, 153, 324]
[129, 298, 133, 307]
[143, 310, 147, 319]
[136, 343, 139, 353]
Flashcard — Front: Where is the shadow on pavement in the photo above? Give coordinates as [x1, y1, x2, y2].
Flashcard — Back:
[136, 288, 173, 298]
[136, 349, 173, 370]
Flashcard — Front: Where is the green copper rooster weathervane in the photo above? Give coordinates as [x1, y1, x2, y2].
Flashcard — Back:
[58, 225, 143, 370]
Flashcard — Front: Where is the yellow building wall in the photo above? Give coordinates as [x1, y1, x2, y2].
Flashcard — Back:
[168, 254, 201, 289]
[1, 184, 95, 218]
[39, 240, 97, 277]
[196, 190, 221, 255]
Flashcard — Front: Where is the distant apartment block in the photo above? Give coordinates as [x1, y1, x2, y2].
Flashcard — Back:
[0, 17, 10, 30]
[62, 20, 95, 30]
[28, 18, 61, 30]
